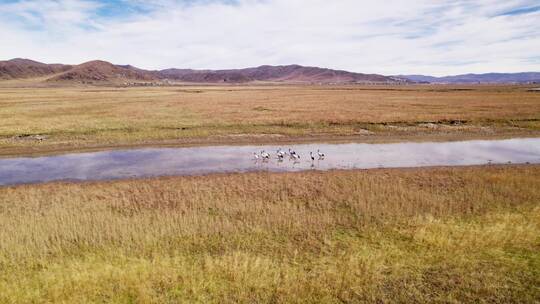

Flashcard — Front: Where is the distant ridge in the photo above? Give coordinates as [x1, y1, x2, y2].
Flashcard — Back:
[2, 58, 538, 85]
[159, 64, 401, 83]
[0, 58, 71, 80]
[398, 72, 540, 84]
[47, 60, 156, 82]
[0, 59, 406, 84]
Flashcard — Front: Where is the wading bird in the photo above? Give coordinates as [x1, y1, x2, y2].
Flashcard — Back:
[317, 149, 325, 158]
[289, 148, 297, 157]
[261, 150, 270, 159]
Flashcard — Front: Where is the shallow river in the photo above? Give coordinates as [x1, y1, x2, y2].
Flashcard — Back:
[1, 138, 540, 186]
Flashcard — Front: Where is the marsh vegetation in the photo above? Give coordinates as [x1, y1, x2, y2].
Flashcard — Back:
[0, 166, 539, 303]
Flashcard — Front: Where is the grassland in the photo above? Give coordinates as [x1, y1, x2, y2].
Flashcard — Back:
[1, 85, 539, 156]
[0, 166, 539, 303]
[1, 83, 539, 302]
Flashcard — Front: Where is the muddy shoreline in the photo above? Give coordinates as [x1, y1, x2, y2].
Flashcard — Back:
[1, 130, 539, 158]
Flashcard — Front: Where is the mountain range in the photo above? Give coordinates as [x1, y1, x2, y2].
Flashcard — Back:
[1, 58, 538, 85]
[0, 58, 404, 84]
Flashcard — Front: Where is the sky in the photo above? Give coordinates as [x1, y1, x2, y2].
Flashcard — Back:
[0, 0, 539, 76]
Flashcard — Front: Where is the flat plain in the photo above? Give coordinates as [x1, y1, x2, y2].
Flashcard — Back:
[1, 85, 539, 156]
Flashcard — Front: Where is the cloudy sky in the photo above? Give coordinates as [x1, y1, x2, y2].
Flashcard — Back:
[1, 0, 539, 76]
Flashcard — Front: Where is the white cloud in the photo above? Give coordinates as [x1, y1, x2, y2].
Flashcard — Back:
[0, 0, 539, 76]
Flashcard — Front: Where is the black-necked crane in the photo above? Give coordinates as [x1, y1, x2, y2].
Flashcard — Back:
[291, 152, 300, 163]
[317, 149, 325, 159]
[310, 152, 315, 162]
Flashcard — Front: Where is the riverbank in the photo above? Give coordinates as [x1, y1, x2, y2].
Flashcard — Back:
[1, 129, 540, 158]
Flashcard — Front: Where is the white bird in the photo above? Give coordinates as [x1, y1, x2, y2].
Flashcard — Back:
[253, 152, 260, 160]
[317, 149, 325, 158]
[310, 152, 315, 162]
[276, 148, 285, 157]
[261, 150, 270, 159]
[289, 148, 297, 156]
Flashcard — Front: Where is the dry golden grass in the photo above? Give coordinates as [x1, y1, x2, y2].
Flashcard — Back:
[1, 85, 539, 155]
[0, 166, 539, 303]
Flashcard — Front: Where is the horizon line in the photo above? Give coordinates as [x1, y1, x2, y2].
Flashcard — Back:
[2, 57, 540, 78]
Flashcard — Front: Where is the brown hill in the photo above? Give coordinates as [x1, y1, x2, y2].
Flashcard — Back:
[47, 60, 157, 83]
[0, 58, 71, 80]
[159, 65, 400, 83]
[243, 65, 393, 83]
[159, 69, 251, 83]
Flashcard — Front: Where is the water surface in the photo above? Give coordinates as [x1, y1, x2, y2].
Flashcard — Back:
[1, 138, 539, 186]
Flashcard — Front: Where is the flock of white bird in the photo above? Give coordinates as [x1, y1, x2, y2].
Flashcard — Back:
[253, 148, 325, 163]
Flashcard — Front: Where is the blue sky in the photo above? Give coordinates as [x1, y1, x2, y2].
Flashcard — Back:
[0, 0, 539, 75]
